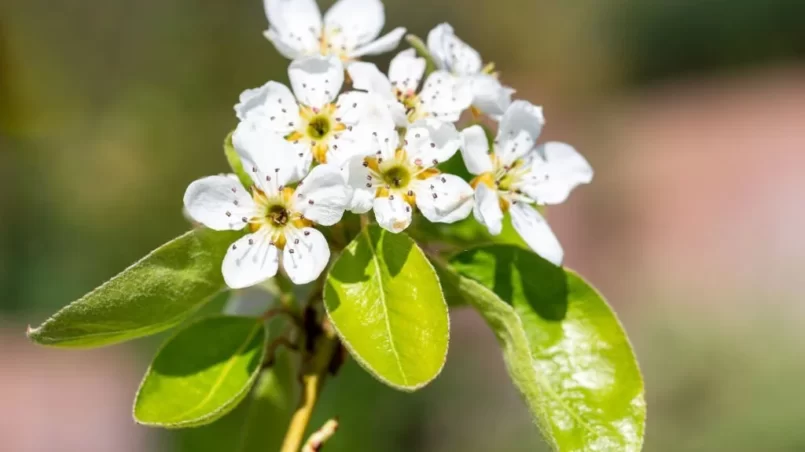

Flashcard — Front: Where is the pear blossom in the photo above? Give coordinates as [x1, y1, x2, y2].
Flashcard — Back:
[460, 101, 593, 265]
[427, 23, 514, 118]
[347, 49, 473, 127]
[263, 0, 405, 62]
[236, 55, 383, 178]
[345, 118, 474, 233]
[183, 122, 350, 287]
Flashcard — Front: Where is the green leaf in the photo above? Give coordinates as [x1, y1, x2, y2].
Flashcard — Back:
[134, 315, 266, 428]
[405, 34, 437, 75]
[237, 348, 298, 452]
[450, 245, 646, 451]
[324, 225, 449, 391]
[224, 130, 253, 188]
[27, 229, 241, 348]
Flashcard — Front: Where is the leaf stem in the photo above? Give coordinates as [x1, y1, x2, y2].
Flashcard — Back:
[279, 321, 340, 452]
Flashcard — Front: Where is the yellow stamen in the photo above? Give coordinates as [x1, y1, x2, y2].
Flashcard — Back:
[470, 173, 496, 189]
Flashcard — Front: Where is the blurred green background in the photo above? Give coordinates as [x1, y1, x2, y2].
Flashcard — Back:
[2, 0, 805, 451]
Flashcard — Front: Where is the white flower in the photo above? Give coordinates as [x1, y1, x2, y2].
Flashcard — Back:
[345, 118, 474, 233]
[460, 101, 593, 265]
[235, 55, 386, 178]
[347, 49, 472, 127]
[183, 126, 350, 287]
[427, 23, 515, 118]
[263, 0, 406, 62]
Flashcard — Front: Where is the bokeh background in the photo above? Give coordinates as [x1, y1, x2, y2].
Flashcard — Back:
[2, 0, 805, 450]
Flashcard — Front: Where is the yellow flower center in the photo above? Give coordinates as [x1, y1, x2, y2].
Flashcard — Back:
[470, 156, 527, 213]
[363, 149, 440, 208]
[246, 186, 312, 248]
[285, 104, 347, 164]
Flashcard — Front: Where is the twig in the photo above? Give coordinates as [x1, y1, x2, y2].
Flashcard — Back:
[279, 322, 340, 452]
[302, 418, 339, 452]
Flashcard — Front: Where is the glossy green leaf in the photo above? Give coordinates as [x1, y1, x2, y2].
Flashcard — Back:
[134, 315, 266, 428]
[27, 229, 241, 348]
[324, 225, 449, 391]
[224, 130, 253, 188]
[450, 245, 646, 451]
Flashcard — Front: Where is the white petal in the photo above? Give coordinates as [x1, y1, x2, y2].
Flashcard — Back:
[222, 231, 280, 289]
[224, 286, 274, 316]
[234, 81, 299, 136]
[263, 28, 314, 60]
[347, 62, 395, 101]
[469, 74, 514, 118]
[282, 227, 330, 284]
[263, 0, 322, 58]
[232, 119, 305, 190]
[348, 187, 374, 213]
[349, 27, 406, 59]
[389, 49, 426, 94]
[343, 154, 376, 213]
[288, 55, 344, 109]
[426, 23, 481, 76]
[292, 164, 350, 226]
[418, 71, 472, 123]
[373, 195, 412, 233]
[405, 118, 461, 166]
[183, 176, 256, 231]
[473, 184, 503, 235]
[510, 203, 563, 266]
[324, 0, 385, 50]
[413, 174, 474, 224]
[496, 100, 544, 165]
[518, 142, 593, 205]
[460, 125, 493, 175]
[264, 0, 322, 32]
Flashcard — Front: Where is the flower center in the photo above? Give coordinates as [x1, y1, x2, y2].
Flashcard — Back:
[266, 203, 290, 227]
[380, 164, 412, 189]
[306, 114, 331, 140]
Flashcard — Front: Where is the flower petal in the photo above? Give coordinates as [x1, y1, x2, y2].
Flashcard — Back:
[324, 0, 385, 50]
[509, 203, 563, 266]
[282, 227, 330, 284]
[288, 55, 344, 109]
[232, 119, 305, 190]
[373, 195, 412, 233]
[495, 100, 544, 165]
[183, 175, 256, 231]
[405, 118, 461, 166]
[460, 125, 493, 175]
[292, 164, 350, 226]
[349, 27, 406, 59]
[343, 155, 376, 213]
[417, 71, 472, 123]
[389, 49, 426, 94]
[469, 74, 514, 118]
[234, 81, 299, 136]
[413, 174, 474, 224]
[426, 23, 482, 76]
[518, 142, 593, 205]
[222, 231, 280, 289]
[473, 184, 503, 235]
[263, 0, 322, 58]
[347, 62, 395, 101]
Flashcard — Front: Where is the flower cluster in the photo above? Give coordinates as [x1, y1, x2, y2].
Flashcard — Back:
[183, 0, 593, 289]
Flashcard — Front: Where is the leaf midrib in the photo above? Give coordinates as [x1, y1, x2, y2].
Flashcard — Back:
[362, 228, 409, 386]
[162, 321, 262, 422]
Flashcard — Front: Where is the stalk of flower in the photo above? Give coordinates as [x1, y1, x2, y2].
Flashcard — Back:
[236, 55, 383, 179]
[345, 118, 474, 233]
[183, 122, 350, 288]
[460, 101, 593, 265]
[263, 0, 406, 62]
[347, 49, 473, 127]
[426, 23, 515, 118]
